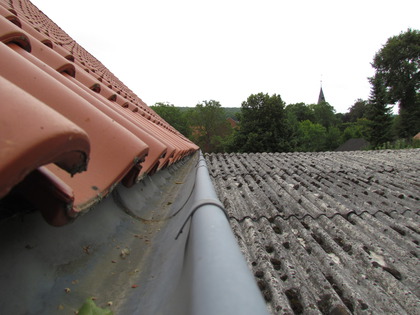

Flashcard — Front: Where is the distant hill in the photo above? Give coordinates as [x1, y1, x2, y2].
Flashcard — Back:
[223, 107, 241, 120]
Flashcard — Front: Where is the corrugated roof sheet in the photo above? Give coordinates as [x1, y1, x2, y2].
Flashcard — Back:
[335, 138, 370, 151]
[0, 0, 198, 225]
[206, 150, 420, 314]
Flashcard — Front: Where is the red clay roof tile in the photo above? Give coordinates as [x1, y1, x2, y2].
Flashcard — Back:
[0, 16, 30, 51]
[0, 0, 198, 224]
[1, 43, 149, 213]
[64, 74, 168, 178]
[0, 1, 16, 15]
[0, 75, 90, 198]
[11, 166, 76, 226]
[0, 5, 21, 27]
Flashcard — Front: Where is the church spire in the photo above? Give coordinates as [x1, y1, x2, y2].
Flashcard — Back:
[317, 81, 326, 104]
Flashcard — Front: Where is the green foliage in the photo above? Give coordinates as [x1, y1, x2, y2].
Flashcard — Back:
[150, 102, 191, 137]
[147, 30, 420, 154]
[343, 99, 368, 123]
[222, 107, 241, 120]
[296, 120, 327, 152]
[374, 138, 420, 150]
[340, 118, 371, 143]
[365, 74, 394, 147]
[176, 106, 241, 120]
[286, 101, 339, 128]
[188, 100, 233, 153]
[372, 28, 420, 138]
[285, 102, 315, 122]
[78, 299, 113, 315]
[309, 102, 339, 128]
[294, 121, 342, 152]
[335, 113, 345, 124]
[231, 93, 293, 152]
[325, 126, 342, 151]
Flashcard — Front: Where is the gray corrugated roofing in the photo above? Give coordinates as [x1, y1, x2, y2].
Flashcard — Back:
[206, 150, 420, 314]
[335, 138, 370, 151]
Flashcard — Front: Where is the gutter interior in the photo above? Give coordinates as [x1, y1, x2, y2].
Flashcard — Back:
[0, 152, 267, 315]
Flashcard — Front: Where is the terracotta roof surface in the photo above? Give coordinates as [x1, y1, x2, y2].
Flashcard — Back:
[0, 0, 198, 225]
[206, 150, 420, 314]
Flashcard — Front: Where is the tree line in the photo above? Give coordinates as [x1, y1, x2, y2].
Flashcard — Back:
[151, 29, 420, 153]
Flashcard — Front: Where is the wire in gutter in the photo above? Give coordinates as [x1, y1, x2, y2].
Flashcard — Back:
[174, 198, 227, 240]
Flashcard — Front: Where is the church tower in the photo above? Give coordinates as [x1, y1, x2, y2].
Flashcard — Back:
[317, 86, 326, 104]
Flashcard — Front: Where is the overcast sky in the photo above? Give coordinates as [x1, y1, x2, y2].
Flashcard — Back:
[31, 0, 419, 113]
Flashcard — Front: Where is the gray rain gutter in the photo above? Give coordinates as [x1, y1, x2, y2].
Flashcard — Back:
[166, 154, 269, 315]
[0, 152, 268, 314]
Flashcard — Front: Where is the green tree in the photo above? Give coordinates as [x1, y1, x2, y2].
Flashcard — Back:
[365, 74, 394, 147]
[295, 121, 341, 152]
[325, 126, 342, 151]
[372, 29, 420, 138]
[296, 120, 327, 152]
[231, 93, 293, 152]
[151, 102, 191, 137]
[285, 102, 315, 122]
[343, 99, 368, 123]
[335, 113, 345, 124]
[188, 100, 232, 153]
[310, 102, 338, 128]
[341, 118, 371, 143]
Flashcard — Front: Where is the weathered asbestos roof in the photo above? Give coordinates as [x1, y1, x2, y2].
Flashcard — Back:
[335, 138, 370, 152]
[0, 0, 198, 225]
[206, 150, 420, 314]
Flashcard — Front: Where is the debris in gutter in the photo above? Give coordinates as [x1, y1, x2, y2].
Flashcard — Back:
[120, 248, 130, 259]
[83, 245, 91, 255]
[77, 299, 113, 315]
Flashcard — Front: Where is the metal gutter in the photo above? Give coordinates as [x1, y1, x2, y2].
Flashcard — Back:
[0, 152, 268, 314]
[165, 154, 269, 315]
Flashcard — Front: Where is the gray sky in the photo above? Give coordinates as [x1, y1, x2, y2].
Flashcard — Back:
[31, 0, 419, 113]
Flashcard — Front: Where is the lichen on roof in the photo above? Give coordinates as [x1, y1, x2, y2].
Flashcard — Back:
[206, 149, 420, 314]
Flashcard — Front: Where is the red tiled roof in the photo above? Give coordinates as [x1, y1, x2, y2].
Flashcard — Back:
[0, 0, 198, 225]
